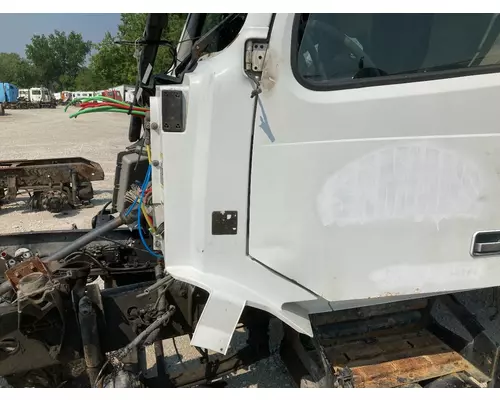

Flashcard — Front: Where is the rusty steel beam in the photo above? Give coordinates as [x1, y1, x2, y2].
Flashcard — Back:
[0, 158, 104, 187]
[326, 329, 487, 388]
[350, 350, 471, 388]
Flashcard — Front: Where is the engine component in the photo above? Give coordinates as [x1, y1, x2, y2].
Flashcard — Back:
[43, 211, 133, 264]
[0, 215, 132, 298]
[4, 257, 49, 291]
[14, 248, 32, 259]
[17, 272, 51, 302]
[112, 150, 149, 214]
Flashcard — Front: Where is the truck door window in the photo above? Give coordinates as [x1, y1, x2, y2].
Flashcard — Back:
[193, 14, 247, 55]
[292, 14, 500, 90]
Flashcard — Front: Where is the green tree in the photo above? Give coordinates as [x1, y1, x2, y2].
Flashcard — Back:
[74, 67, 107, 91]
[0, 53, 22, 83]
[15, 60, 41, 88]
[91, 14, 187, 87]
[90, 32, 129, 87]
[25, 30, 91, 90]
[0, 53, 40, 88]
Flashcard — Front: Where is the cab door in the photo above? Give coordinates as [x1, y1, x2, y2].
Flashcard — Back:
[249, 13, 500, 307]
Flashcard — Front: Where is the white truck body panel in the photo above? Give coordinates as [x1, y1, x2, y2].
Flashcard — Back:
[151, 13, 500, 354]
[152, 14, 323, 354]
[250, 14, 500, 307]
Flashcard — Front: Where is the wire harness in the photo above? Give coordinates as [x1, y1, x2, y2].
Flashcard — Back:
[64, 96, 149, 119]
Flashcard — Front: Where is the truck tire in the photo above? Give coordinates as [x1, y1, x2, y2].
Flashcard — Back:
[0, 104, 4, 116]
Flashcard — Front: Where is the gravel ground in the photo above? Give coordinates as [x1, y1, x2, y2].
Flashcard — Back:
[0, 107, 293, 388]
[0, 108, 125, 232]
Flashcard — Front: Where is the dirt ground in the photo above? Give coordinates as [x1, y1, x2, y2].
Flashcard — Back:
[0, 108, 294, 388]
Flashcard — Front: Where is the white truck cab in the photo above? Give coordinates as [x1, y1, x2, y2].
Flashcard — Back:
[18, 89, 30, 101]
[148, 13, 500, 354]
[29, 87, 51, 103]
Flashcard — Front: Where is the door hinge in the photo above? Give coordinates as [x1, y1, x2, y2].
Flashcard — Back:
[245, 41, 268, 73]
[245, 40, 268, 98]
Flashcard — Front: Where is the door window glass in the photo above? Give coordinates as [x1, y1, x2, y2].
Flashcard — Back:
[293, 14, 500, 89]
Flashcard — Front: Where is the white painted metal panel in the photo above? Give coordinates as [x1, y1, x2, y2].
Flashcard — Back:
[152, 14, 330, 354]
[249, 14, 500, 307]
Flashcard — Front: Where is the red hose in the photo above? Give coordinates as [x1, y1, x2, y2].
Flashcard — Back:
[79, 102, 149, 112]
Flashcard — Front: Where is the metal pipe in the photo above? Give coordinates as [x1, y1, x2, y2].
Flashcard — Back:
[0, 280, 12, 297]
[116, 306, 175, 360]
[79, 296, 103, 387]
[154, 263, 166, 313]
[70, 170, 78, 206]
[43, 213, 132, 263]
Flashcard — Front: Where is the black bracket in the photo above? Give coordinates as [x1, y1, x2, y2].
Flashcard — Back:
[161, 90, 184, 132]
[211, 211, 238, 235]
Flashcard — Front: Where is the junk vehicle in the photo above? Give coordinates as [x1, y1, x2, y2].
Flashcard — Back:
[14, 88, 31, 109]
[10, 87, 56, 109]
[71, 91, 95, 106]
[17, 88, 30, 102]
[28, 87, 56, 108]
[2, 13, 500, 389]
[108, 85, 135, 102]
[0, 157, 105, 213]
[54, 91, 73, 105]
[95, 89, 123, 102]
[0, 83, 19, 108]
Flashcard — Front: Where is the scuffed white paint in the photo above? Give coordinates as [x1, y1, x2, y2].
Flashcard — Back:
[370, 261, 486, 292]
[317, 143, 484, 227]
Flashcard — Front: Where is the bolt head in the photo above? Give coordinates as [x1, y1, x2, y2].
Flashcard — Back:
[151, 122, 158, 130]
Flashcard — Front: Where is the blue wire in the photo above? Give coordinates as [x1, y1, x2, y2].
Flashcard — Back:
[137, 166, 163, 259]
[124, 175, 151, 216]
[124, 197, 138, 216]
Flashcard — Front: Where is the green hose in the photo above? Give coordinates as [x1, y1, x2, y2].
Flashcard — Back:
[69, 106, 146, 119]
[64, 95, 131, 112]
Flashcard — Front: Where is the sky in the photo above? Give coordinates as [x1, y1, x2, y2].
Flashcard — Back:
[0, 14, 121, 57]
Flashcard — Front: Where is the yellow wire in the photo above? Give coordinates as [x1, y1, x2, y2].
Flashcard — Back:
[143, 144, 156, 232]
[141, 203, 156, 233]
[146, 144, 152, 165]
